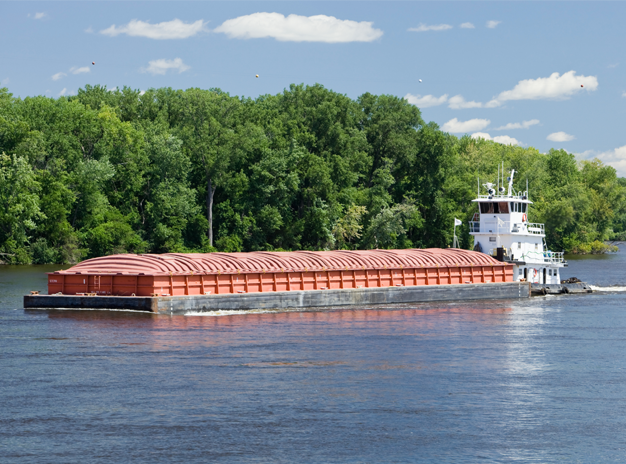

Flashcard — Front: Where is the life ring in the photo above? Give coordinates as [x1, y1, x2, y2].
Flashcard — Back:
[522, 214, 527, 222]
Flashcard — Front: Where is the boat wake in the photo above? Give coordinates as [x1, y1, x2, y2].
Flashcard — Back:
[185, 308, 298, 317]
[589, 285, 626, 292]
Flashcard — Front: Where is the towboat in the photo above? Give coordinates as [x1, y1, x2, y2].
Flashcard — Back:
[469, 168, 591, 295]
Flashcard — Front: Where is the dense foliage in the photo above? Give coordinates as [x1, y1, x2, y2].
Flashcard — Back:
[0, 84, 623, 264]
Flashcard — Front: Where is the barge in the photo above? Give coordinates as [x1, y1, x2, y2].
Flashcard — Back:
[24, 248, 529, 313]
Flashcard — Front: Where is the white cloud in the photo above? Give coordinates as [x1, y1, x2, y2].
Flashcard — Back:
[139, 90, 146, 96]
[59, 88, 68, 96]
[448, 95, 483, 109]
[408, 23, 453, 32]
[494, 119, 540, 131]
[214, 13, 383, 43]
[52, 72, 67, 81]
[486, 20, 501, 29]
[70, 66, 90, 75]
[101, 19, 206, 40]
[30, 12, 46, 20]
[460, 22, 475, 29]
[404, 93, 448, 108]
[622, 91, 626, 97]
[471, 132, 521, 146]
[442, 118, 490, 133]
[1, 78, 9, 86]
[493, 135, 520, 146]
[547, 131, 575, 142]
[142, 58, 190, 75]
[495, 71, 598, 103]
[428, 71, 598, 110]
[579, 145, 626, 176]
[85, 26, 94, 34]
[608, 63, 618, 69]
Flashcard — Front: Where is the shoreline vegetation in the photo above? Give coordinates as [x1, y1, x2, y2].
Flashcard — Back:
[569, 241, 620, 254]
[1, 84, 624, 265]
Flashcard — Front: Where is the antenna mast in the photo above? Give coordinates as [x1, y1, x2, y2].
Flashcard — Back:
[507, 169, 515, 197]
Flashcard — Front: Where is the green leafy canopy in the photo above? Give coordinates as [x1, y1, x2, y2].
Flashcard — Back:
[0, 84, 622, 264]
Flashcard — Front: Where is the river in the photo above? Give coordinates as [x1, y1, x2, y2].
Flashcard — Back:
[2, 248, 626, 463]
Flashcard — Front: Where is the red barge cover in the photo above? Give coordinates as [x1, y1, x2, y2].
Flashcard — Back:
[47, 248, 513, 297]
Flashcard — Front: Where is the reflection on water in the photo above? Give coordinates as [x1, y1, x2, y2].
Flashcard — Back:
[504, 302, 549, 386]
[0, 264, 68, 311]
[40, 304, 513, 354]
[3, 251, 626, 462]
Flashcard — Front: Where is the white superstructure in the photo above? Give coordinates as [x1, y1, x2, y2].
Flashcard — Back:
[469, 169, 566, 284]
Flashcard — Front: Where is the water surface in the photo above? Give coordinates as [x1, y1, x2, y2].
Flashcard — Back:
[2, 251, 626, 463]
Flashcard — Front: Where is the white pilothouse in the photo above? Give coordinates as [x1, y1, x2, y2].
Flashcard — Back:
[469, 168, 566, 285]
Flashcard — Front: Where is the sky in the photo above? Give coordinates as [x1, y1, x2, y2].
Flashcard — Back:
[1, 1, 626, 175]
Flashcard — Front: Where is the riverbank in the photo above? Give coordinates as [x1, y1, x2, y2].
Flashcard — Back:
[567, 240, 620, 254]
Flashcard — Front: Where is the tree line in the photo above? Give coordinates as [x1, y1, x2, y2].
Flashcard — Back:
[0, 84, 624, 264]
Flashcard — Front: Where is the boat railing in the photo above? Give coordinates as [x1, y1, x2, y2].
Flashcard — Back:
[520, 250, 565, 264]
[469, 220, 545, 236]
[543, 251, 565, 264]
[476, 194, 527, 200]
[486, 249, 565, 265]
[524, 223, 545, 235]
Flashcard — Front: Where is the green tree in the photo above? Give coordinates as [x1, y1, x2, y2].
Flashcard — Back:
[0, 154, 43, 263]
[332, 205, 367, 249]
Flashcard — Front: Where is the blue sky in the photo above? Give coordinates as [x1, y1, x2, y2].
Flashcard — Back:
[2, 2, 625, 174]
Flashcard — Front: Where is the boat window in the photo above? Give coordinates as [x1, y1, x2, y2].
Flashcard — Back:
[518, 242, 522, 249]
[498, 202, 509, 214]
[480, 202, 495, 214]
[510, 202, 517, 212]
[480, 203, 500, 214]
[521, 203, 527, 213]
